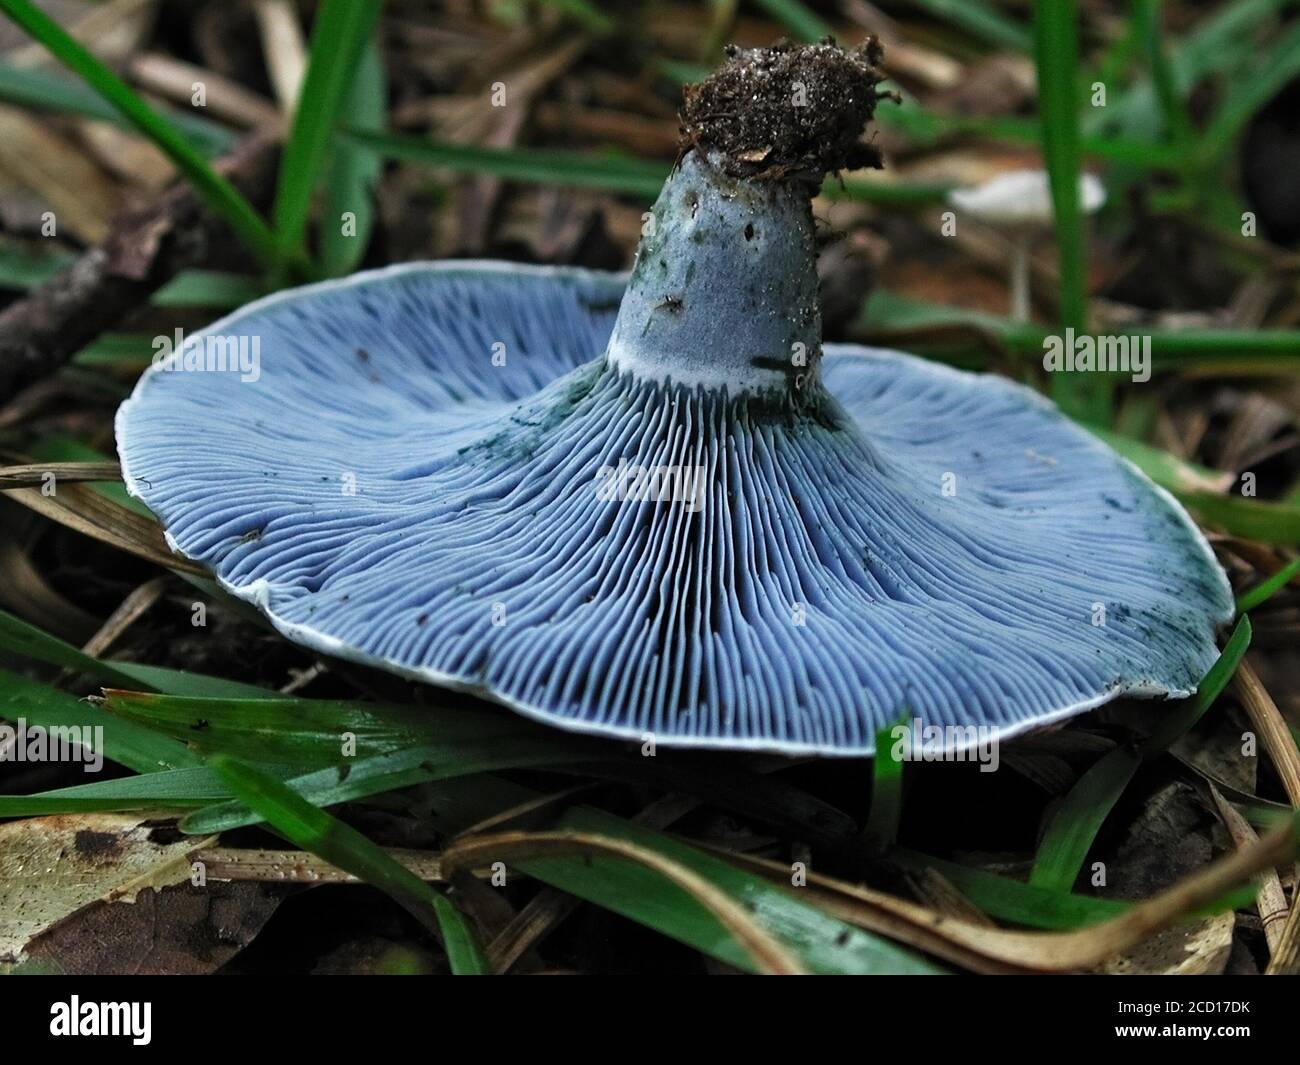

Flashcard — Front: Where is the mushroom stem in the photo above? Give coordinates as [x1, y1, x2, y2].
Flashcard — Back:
[1008, 232, 1031, 322]
[605, 39, 887, 401]
[605, 151, 822, 397]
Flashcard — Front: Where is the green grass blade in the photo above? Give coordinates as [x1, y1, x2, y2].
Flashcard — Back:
[1027, 746, 1142, 893]
[179, 742, 600, 834]
[362, 773, 942, 973]
[1032, 0, 1101, 421]
[1028, 616, 1252, 892]
[0, 0, 279, 268]
[151, 271, 267, 309]
[207, 754, 488, 972]
[542, 0, 615, 34]
[1176, 491, 1300, 546]
[1084, 0, 1288, 142]
[319, 38, 385, 277]
[749, 0, 830, 42]
[891, 849, 1126, 928]
[1236, 557, 1300, 612]
[1200, 19, 1300, 162]
[342, 131, 667, 196]
[0, 607, 150, 689]
[862, 718, 905, 852]
[272, 0, 382, 266]
[102, 690, 597, 769]
[0, 607, 270, 697]
[0, 765, 310, 816]
[0, 668, 201, 773]
[892, 848, 1252, 928]
[908, 0, 1033, 52]
[539, 807, 943, 974]
[0, 60, 233, 155]
[0, 243, 262, 309]
[1133, 0, 1195, 146]
[1087, 427, 1231, 495]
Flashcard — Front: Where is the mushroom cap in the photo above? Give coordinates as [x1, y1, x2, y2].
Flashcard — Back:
[948, 168, 1107, 227]
[116, 262, 1231, 756]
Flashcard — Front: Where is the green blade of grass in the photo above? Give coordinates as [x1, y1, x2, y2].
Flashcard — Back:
[1133, 0, 1195, 147]
[0, 764, 309, 816]
[207, 754, 489, 973]
[151, 271, 267, 309]
[1032, 0, 1101, 421]
[1084, 0, 1289, 142]
[319, 38, 385, 277]
[749, 0, 830, 42]
[1176, 491, 1300, 546]
[1086, 426, 1232, 495]
[0, 242, 263, 309]
[890, 849, 1127, 928]
[102, 690, 597, 770]
[862, 718, 905, 853]
[862, 289, 1300, 368]
[272, 0, 382, 267]
[342, 130, 667, 196]
[1028, 616, 1252, 892]
[538, 806, 943, 974]
[908, 0, 1033, 53]
[1235, 557, 1300, 612]
[179, 742, 604, 834]
[891, 848, 1255, 929]
[0, 607, 271, 697]
[0, 0, 279, 269]
[106, 692, 853, 845]
[542, 0, 615, 34]
[1200, 18, 1300, 163]
[0, 669, 202, 773]
[0, 60, 233, 155]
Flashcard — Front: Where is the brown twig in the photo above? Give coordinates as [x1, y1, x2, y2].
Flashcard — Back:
[0, 132, 279, 401]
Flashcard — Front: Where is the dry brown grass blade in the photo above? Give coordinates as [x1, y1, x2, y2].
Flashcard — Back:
[906, 868, 997, 927]
[1234, 657, 1300, 806]
[193, 847, 443, 884]
[480, 792, 699, 973]
[127, 53, 283, 132]
[1209, 785, 1289, 956]
[1232, 658, 1300, 974]
[0, 106, 119, 243]
[451, 785, 596, 841]
[81, 577, 165, 659]
[440, 829, 808, 976]
[1266, 901, 1300, 974]
[6, 0, 156, 69]
[3, 484, 206, 576]
[699, 812, 1298, 974]
[253, 0, 308, 117]
[485, 889, 582, 974]
[0, 538, 99, 640]
[0, 461, 122, 488]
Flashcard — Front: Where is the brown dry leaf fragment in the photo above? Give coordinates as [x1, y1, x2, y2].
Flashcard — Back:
[0, 813, 214, 967]
[24, 879, 283, 975]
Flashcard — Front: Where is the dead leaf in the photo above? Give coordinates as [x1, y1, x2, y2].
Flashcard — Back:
[25, 879, 283, 975]
[0, 812, 211, 966]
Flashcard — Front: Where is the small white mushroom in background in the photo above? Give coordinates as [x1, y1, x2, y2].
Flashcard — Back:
[948, 168, 1106, 322]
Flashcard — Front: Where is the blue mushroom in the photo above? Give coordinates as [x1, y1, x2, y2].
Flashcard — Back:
[116, 42, 1232, 756]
